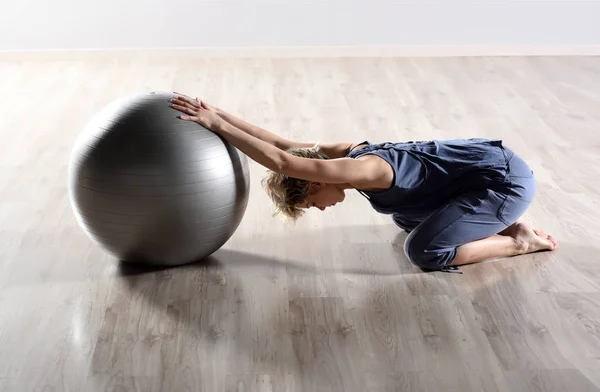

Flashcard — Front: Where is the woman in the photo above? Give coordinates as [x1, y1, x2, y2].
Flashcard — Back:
[170, 93, 558, 272]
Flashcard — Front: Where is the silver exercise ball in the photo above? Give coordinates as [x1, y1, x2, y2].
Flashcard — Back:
[68, 92, 250, 266]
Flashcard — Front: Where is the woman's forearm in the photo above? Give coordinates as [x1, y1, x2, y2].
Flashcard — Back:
[214, 120, 373, 186]
[218, 110, 354, 159]
[217, 110, 314, 151]
[216, 120, 289, 172]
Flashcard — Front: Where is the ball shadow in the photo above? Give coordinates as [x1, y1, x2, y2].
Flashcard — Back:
[114, 249, 305, 377]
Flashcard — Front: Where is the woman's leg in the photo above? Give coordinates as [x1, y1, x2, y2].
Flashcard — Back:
[451, 220, 557, 266]
[403, 166, 557, 270]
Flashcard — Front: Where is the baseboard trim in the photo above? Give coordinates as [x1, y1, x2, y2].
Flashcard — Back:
[2, 45, 600, 59]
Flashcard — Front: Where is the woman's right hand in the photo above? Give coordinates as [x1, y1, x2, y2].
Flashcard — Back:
[171, 94, 226, 131]
[172, 92, 222, 116]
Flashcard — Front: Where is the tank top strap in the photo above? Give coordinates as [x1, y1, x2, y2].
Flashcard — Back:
[346, 141, 373, 158]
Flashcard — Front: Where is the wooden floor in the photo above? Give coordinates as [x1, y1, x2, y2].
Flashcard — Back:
[1, 52, 600, 392]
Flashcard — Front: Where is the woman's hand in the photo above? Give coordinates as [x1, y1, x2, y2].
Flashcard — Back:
[170, 94, 224, 131]
[173, 92, 222, 114]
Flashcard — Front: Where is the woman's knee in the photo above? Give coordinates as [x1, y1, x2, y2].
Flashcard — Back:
[404, 233, 455, 270]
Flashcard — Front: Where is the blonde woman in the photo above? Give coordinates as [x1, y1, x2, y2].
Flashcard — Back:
[170, 94, 557, 273]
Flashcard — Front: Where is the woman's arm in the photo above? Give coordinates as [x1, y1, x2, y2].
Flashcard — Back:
[216, 109, 308, 150]
[218, 110, 357, 157]
[172, 97, 381, 185]
[217, 109, 358, 158]
[172, 94, 355, 158]
[216, 121, 382, 187]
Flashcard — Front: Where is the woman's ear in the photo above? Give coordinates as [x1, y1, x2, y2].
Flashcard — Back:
[309, 182, 323, 193]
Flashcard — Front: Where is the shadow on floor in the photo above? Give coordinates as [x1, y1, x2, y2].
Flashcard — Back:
[117, 224, 418, 277]
[108, 224, 577, 390]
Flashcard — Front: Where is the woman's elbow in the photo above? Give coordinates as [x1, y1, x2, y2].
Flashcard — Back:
[276, 154, 311, 180]
[270, 152, 291, 174]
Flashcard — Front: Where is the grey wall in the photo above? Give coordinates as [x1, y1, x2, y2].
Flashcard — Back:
[2, 1, 599, 51]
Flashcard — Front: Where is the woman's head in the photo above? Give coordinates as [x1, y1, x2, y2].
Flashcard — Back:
[261, 147, 346, 221]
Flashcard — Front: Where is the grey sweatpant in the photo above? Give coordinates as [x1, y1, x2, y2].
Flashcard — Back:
[395, 147, 536, 271]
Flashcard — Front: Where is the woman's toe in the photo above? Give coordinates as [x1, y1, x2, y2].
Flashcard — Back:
[547, 235, 559, 249]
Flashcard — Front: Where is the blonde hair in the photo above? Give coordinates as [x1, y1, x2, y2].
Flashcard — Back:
[261, 145, 329, 222]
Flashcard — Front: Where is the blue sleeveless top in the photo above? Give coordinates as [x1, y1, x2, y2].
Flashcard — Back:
[345, 138, 509, 220]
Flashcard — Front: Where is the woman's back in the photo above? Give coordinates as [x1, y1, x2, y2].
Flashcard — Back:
[346, 138, 510, 218]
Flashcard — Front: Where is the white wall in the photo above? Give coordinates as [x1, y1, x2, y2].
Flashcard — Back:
[1, 1, 599, 51]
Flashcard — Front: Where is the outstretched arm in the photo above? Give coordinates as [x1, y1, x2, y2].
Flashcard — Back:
[171, 94, 355, 158]
[216, 108, 307, 150]
[171, 99, 384, 187]
[216, 121, 381, 187]
[217, 110, 356, 158]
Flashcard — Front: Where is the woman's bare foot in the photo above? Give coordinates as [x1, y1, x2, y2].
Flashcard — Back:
[500, 220, 558, 254]
[450, 220, 558, 267]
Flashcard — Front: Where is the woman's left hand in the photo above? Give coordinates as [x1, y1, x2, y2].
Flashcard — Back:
[171, 95, 223, 131]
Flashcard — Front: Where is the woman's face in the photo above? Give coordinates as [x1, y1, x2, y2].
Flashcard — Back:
[301, 183, 346, 211]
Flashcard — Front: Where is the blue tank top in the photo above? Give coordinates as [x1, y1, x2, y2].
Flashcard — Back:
[345, 138, 509, 219]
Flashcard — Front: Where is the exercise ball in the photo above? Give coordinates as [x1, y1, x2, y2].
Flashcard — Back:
[68, 92, 250, 266]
